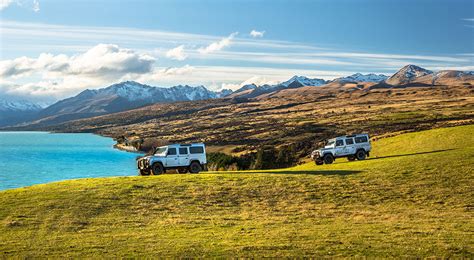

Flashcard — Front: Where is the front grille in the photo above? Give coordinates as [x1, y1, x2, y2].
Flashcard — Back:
[137, 159, 146, 169]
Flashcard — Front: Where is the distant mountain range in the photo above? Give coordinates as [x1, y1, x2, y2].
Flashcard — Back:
[334, 73, 388, 83]
[2, 64, 473, 128]
[0, 99, 45, 127]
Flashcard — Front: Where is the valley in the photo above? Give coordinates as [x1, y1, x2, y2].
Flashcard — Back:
[5, 65, 474, 168]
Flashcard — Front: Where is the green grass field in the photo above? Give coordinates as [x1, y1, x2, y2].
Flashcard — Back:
[1, 125, 473, 257]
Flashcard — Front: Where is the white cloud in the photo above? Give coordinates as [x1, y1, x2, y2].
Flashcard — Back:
[198, 32, 238, 54]
[0, 0, 13, 10]
[0, 44, 155, 79]
[0, 44, 156, 101]
[0, 0, 39, 11]
[165, 45, 187, 60]
[250, 30, 265, 38]
[32, 0, 39, 12]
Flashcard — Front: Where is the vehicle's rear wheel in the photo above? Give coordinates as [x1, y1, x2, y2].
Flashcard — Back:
[356, 150, 366, 160]
[315, 159, 324, 165]
[347, 155, 356, 161]
[151, 163, 164, 175]
[177, 168, 188, 174]
[189, 161, 202, 173]
[323, 154, 334, 164]
[139, 170, 150, 176]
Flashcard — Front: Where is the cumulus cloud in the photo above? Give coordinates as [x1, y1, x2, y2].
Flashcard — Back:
[32, 0, 39, 12]
[0, 44, 155, 79]
[0, 0, 13, 10]
[166, 45, 188, 61]
[198, 32, 238, 54]
[250, 30, 265, 38]
[0, 0, 40, 11]
[0, 44, 156, 101]
[133, 65, 195, 83]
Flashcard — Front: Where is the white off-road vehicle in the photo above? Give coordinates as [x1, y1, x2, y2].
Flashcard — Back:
[137, 143, 207, 175]
[311, 134, 371, 165]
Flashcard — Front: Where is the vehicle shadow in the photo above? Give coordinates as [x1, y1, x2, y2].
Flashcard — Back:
[333, 149, 456, 165]
[218, 170, 362, 176]
[367, 149, 455, 160]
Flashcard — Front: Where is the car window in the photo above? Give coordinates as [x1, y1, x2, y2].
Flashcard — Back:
[345, 138, 354, 145]
[189, 146, 204, 154]
[179, 147, 188, 155]
[355, 136, 368, 143]
[167, 148, 177, 155]
[335, 140, 344, 147]
[154, 147, 167, 155]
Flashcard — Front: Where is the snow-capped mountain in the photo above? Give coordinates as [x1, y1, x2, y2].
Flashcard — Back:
[216, 88, 233, 98]
[0, 99, 45, 127]
[99, 81, 223, 102]
[334, 73, 388, 83]
[385, 65, 433, 85]
[233, 84, 258, 94]
[231, 76, 327, 99]
[0, 99, 44, 112]
[33, 81, 233, 126]
[280, 76, 327, 87]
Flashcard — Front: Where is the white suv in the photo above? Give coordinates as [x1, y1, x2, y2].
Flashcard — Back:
[137, 143, 207, 175]
[311, 134, 371, 165]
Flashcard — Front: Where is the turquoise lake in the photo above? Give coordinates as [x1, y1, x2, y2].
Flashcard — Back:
[0, 132, 140, 190]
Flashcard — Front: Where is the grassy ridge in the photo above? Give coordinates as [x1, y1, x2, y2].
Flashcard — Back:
[0, 125, 473, 257]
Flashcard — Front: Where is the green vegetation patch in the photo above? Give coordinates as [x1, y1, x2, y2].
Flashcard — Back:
[0, 125, 473, 257]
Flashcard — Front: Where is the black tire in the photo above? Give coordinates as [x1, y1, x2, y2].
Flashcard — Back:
[347, 155, 356, 161]
[355, 150, 366, 160]
[189, 161, 202, 173]
[315, 160, 324, 165]
[177, 168, 188, 174]
[323, 154, 334, 164]
[139, 170, 150, 176]
[151, 163, 164, 175]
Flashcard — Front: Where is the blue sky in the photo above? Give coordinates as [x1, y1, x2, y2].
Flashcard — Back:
[1, 0, 473, 103]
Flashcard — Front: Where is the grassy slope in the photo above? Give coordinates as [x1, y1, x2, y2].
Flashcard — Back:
[0, 125, 473, 257]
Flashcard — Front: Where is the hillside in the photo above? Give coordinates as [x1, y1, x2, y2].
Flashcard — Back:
[0, 125, 473, 257]
[29, 77, 474, 157]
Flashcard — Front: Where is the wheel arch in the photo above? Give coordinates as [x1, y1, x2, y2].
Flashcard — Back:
[322, 152, 334, 158]
[151, 160, 164, 168]
[189, 159, 201, 166]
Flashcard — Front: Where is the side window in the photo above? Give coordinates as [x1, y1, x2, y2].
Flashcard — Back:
[189, 146, 204, 154]
[335, 140, 344, 147]
[355, 136, 368, 143]
[345, 138, 354, 145]
[179, 147, 188, 155]
[167, 148, 177, 155]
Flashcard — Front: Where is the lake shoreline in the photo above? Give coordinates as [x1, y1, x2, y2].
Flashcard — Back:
[0, 131, 140, 190]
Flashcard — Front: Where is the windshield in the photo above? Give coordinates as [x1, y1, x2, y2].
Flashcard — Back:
[325, 139, 335, 147]
[154, 147, 167, 155]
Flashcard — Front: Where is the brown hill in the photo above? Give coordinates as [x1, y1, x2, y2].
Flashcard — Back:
[22, 79, 474, 158]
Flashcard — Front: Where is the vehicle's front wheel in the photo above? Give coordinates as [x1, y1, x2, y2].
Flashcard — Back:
[323, 154, 334, 164]
[139, 170, 151, 176]
[189, 161, 202, 173]
[151, 163, 164, 175]
[355, 150, 367, 160]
